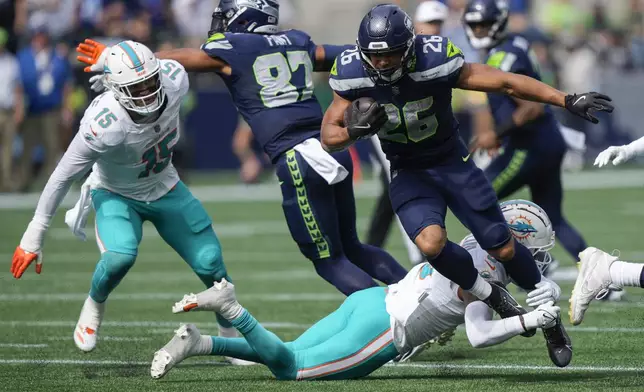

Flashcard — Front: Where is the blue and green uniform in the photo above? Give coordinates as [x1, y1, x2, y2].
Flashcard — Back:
[211, 287, 398, 380]
[482, 34, 587, 261]
[329, 35, 541, 292]
[201, 30, 407, 294]
[91, 182, 232, 327]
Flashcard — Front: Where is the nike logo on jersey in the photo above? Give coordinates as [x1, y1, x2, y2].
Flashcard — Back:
[90, 125, 97, 136]
[573, 96, 586, 106]
[462, 153, 471, 162]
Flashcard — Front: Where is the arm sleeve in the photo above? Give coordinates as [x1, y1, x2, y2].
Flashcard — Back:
[463, 301, 525, 348]
[32, 132, 100, 228]
[625, 136, 644, 157]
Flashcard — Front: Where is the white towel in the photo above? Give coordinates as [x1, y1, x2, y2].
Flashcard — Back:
[559, 125, 586, 152]
[64, 174, 98, 241]
[292, 138, 349, 185]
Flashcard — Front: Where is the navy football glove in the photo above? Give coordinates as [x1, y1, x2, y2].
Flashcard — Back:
[344, 97, 388, 141]
[565, 92, 614, 124]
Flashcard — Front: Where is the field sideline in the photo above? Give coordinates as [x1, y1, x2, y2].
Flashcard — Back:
[1, 170, 644, 391]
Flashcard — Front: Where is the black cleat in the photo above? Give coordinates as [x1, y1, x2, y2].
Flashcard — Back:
[483, 281, 535, 337]
[542, 317, 573, 367]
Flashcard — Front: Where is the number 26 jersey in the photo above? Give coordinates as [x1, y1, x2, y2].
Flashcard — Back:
[330, 35, 466, 170]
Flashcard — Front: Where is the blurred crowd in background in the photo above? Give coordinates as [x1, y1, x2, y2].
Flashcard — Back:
[0, 0, 643, 192]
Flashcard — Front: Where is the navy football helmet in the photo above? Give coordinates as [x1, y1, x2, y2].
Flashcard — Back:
[357, 4, 416, 85]
[212, 0, 279, 35]
[462, 0, 509, 50]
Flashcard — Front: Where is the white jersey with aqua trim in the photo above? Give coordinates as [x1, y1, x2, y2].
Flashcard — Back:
[385, 234, 510, 354]
[79, 59, 188, 202]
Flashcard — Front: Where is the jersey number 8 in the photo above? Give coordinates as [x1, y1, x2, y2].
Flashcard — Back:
[253, 51, 314, 108]
[378, 97, 438, 144]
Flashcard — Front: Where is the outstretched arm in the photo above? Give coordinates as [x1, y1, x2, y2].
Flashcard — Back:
[456, 63, 613, 124]
[595, 135, 644, 167]
[76, 39, 232, 76]
[12, 132, 99, 278]
[155, 48, 231, 76]
[461, 291, 560, 348]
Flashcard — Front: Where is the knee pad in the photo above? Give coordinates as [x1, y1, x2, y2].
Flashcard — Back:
[98, 251, 137, 278]
[481, 222, 511, 251]
[191, 244, 227, 279]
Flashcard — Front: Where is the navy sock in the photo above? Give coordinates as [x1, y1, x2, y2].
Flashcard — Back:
[498, 240, 541, 291]
[345, 244, 408, 285]
[427, 240, 478, 290]
[554, 220, 587, 261]
[639, 267, 644, 288]
[312, 257, 379, 296]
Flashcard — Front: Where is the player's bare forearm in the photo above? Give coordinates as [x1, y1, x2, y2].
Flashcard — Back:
[321, 93, 354, 152]
[321, 123, 354, 152]
[155, 48, 228, 74]
[457, 63, 566, 108]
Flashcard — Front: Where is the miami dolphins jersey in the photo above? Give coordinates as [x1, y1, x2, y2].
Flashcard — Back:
[385, 233, 508, 354]
[329, 35, 466, 170]
[201, 30, 324, 161]
[79, 59, 187, 201]
[484, 34, 561, 149]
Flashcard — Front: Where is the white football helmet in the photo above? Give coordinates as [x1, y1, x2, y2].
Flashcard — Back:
[501, 199, 556, 274]
[103, 41, 165, 114]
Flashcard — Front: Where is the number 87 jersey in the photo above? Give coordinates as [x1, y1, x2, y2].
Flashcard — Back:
[201, 30, 324, 162]
[330, 36, 466, 170]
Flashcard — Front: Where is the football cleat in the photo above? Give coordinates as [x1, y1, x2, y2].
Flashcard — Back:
[151, 324, 202, 379]
[569, 247, 618, 325]
[542, 318, 573, 367]
[172, 279, 243, 320]
[73, 297, 105, 352]
[483, 281, 535, 337]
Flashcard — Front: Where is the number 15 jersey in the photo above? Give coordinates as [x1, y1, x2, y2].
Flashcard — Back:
[79, 59, 187, 202]
[330, 36, 466, 170]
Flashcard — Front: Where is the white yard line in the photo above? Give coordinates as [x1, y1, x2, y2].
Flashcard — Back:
[388, 362, 644, 372]
[1, 169, 643, 210]
[0, 358, 642, 373]
[0, 344, 48, 348]
[1, 320, 644, 334]
[0, 292, 342, 302]
[0, 320, 311, 329]
[46, 336, 152, 342]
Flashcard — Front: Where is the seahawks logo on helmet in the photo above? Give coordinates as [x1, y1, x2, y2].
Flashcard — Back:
[404, 15, 413, 32]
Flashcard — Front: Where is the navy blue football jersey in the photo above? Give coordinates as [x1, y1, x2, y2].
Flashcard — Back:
[202, 30, 323, 161]
[484, 34, 561, 149]
[329, 35, 466, 169]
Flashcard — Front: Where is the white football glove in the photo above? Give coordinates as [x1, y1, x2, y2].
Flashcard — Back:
[89, 74, 106, 93]
[594, 145, 634, 167]
[523, 301, 560, 330]
[526, 277, 561, 308]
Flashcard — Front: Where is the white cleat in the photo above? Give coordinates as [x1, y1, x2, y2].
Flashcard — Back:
[73, 297, 105, 352]
[569, 247, 619, 325]
[172, 279, 243, 320]
[151, 324, 202, 379]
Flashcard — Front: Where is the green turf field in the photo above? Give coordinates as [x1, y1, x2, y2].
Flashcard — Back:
[2, 174, 644, 392]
